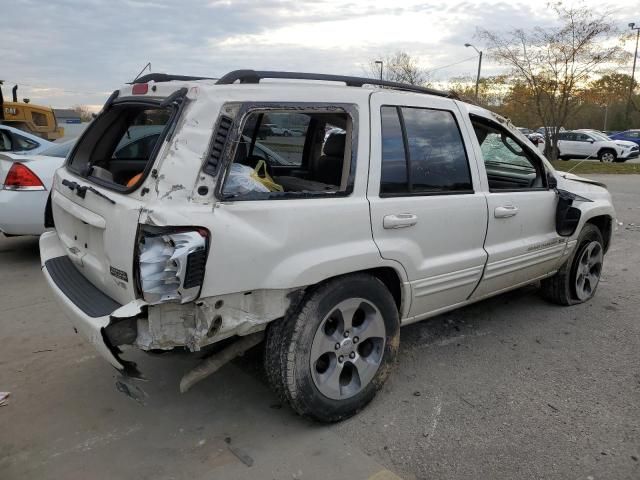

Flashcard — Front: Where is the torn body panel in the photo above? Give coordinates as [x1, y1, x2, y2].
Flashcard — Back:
[132, 288, 300, 352]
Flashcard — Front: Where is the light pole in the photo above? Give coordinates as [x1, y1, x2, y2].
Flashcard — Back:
[465, 43, 483, 101]
[626, 23, 640, 125]
[374, 60, 383, 81]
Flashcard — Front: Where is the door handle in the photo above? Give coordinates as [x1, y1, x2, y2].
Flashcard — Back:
[494, 205, 519, 218]
[383, 213, 418, 229]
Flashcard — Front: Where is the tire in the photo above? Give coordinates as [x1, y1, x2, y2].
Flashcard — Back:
[598, 149, 616, 163]
[264, 274, 400, 422]
[283, 131, 291, 137]
[540, 224, 604, 305]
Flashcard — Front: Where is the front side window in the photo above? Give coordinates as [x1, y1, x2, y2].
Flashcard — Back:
[380, 106, 472, 195]
[471, 116, 545, 191]
[221, 107, 354, 199]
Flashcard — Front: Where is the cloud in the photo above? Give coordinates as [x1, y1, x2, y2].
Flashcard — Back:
[2, 0, 636, 107]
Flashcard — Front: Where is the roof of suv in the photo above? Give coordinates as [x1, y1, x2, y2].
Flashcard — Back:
[132, 69, 460, 100]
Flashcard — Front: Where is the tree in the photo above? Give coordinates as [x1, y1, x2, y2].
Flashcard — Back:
[367, 51, 430, 86]
[479, 3, 628, 159]
[72, 105, 95, 122]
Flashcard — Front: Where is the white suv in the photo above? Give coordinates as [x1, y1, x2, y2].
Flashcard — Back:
[558, 129, 639, 162]
[40, 70, 615, 422]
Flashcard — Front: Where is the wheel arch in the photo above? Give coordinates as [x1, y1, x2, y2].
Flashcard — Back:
[585, 214, 613, 253]
[597, 147, 616, 159]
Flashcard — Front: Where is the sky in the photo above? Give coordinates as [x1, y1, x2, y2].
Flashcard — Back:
[3, 0, 638, 109]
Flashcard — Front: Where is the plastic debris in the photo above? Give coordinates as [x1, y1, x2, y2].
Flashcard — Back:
[0, 392, 10, 407]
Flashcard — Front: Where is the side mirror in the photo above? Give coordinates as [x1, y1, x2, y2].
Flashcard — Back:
[547, 171, 558, 189]
[588, 139, 594, 143]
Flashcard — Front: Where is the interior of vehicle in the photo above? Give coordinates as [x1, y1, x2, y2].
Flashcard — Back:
[471, 116, 544, 190]
[68, 104, 170, 189]
[222, 110, 352, 198]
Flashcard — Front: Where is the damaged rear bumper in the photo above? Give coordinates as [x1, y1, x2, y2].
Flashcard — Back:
[40, 230, 131, 372]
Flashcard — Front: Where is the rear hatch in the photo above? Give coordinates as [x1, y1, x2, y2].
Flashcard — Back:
[50, 92, 182, 305]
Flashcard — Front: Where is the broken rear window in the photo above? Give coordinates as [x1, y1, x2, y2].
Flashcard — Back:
[67, 104, 172, 191]
[220, 107, 355, 199]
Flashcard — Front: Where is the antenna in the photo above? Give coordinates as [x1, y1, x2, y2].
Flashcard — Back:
[132, 62, 152, 82]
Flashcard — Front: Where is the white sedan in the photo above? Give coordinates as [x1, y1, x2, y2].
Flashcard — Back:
[0, 124, 54, 155]
[0, 127, 163, 236]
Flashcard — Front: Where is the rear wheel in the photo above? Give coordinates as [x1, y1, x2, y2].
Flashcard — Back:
[540, 224, 604, 305]
[265, 274, 399, 422]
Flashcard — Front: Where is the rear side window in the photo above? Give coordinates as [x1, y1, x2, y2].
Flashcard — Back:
[380, 106, 472, 195]
[68, 104, 171, 190]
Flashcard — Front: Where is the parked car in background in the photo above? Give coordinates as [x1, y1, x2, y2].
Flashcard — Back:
[576, 129, 639, 160]
[557, 130, 638, 162]
[0, 124, 54, 155]
[0, 140, 73, 235]
[0, 126, 164, 236]
[517, 128, 545, 153]
[40, 70, 615, 423]
[537, 126, 565, 138]
[608, 129, 640, 147]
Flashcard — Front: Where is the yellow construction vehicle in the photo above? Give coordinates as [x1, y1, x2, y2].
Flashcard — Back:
[0, 81, 64, 141]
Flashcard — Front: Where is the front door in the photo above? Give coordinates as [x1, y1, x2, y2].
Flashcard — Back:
[367, 92, 488, 319]
[467, 113, 565, 299]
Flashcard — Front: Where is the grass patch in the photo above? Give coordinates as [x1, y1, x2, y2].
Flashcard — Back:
[551, 160, 640, 174]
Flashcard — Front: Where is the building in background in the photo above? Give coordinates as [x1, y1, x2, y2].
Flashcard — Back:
[53, 109, 81, 124]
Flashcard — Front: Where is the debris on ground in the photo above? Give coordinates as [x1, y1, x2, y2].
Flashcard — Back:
[0, 392, 10, 407]
[225, 436, 254, 467]
[115, 377, 148, 405]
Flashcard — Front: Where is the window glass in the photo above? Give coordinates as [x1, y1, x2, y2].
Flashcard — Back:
[14, 134, 39, 151]
[472, 118, 543, 190]
[380, 106, 408, 194]
[40, 140, 74, 158]
[575, 133, 592, 142]
[401, 107, 471, 193]
[0, 130, 12, 151]
[379, 106, 472, 195]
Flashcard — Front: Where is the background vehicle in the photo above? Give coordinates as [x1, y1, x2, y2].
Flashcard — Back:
[0, 127, 163, 236]
[0, 124, 54, 155]
[39, 70, 615, 423]
[0, 140, 73, 235]
[517, 127, 545, 153]
[557, 130, 638, 162]
[608, 129, 640, 147]
[0, 82, 64, 141]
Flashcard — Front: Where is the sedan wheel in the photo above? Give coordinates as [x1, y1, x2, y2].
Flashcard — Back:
[599, 151, 615, 162]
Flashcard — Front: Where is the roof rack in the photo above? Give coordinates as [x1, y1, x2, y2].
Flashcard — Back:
[215, 70, 456, 98]
[131, 73, 217, 84]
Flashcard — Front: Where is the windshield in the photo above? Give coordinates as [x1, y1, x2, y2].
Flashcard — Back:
[40, 140, 75, 158]
[585, 131, 610, 142]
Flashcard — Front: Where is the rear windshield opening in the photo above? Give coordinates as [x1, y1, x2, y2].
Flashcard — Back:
[221, 108, 354, 199]
[68, 103, 172, 191]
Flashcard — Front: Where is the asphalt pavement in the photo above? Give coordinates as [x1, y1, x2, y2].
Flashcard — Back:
[1, 174, 639, 480]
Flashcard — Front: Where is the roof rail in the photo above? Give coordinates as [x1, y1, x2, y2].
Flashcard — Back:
[131, 73, 217, 84]
[216, 70, 457, 99]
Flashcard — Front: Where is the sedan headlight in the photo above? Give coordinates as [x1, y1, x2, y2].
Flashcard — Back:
[137, 226, 209, 304]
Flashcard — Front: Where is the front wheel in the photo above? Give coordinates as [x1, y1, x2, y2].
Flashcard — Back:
[265, 274, 400, 422]
[598, 150, 616, 163]
[540, 224, 604, 305]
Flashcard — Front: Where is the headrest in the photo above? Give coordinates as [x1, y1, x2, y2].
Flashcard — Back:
[323, 132, 346, 157]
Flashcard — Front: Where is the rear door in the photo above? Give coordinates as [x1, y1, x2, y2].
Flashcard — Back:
[51, 100, 175, 305]
[466, 113, 564, 299]
[368, 92, 488, 318]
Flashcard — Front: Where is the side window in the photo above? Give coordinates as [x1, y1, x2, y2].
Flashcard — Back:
[576, 133, 591, 142]
[222, 108, 354, 198]
[380, 106, 472, 195]
[13, 134, 39, 151]
[471, 116, 545, 191]
[0, 130, 12, 151]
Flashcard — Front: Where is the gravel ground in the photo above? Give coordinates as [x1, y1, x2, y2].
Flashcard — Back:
[1, 174, 638, 480]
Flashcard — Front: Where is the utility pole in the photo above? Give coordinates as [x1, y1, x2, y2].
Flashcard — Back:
[465, 43, 483, 101]
[626, 23, 640, 125]
[375, 60, 383, 81]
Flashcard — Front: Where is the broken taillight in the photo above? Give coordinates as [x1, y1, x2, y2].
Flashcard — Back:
[137, 226, 209, 304]
[3, 163, 45, 191]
